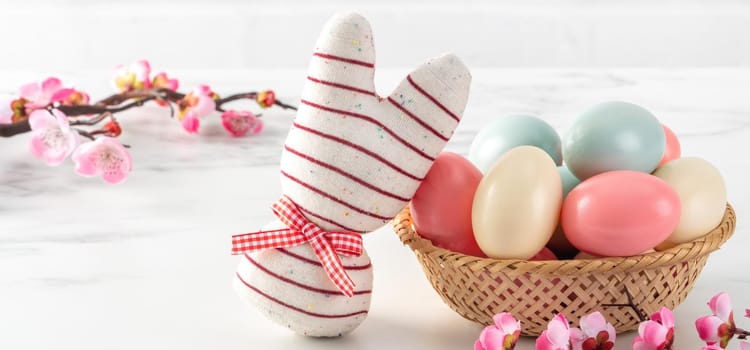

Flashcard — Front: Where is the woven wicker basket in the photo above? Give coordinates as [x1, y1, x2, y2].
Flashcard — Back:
[393, 204, 736, 336]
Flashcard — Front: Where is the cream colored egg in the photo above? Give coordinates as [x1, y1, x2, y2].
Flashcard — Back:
[653, 157, 727, 250]
[472, 146, 562, 259]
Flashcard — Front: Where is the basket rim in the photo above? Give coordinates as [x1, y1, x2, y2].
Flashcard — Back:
[393, 203, 736, 276]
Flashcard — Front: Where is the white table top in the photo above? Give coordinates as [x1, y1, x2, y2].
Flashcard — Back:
[1, 68, 747, 349]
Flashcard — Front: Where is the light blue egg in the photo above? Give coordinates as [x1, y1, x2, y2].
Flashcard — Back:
[469, 115, 562, 173]
[563, 101, 665, 180]
[558, 165, 581, 199]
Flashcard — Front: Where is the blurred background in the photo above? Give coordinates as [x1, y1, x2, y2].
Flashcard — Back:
[2, 0, 749, 72]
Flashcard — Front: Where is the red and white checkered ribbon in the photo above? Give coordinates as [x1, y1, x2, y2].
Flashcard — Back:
[231, 196, 363, 297]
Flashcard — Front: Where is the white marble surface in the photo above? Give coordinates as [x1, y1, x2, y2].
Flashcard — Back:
[0, 68, 748, 349]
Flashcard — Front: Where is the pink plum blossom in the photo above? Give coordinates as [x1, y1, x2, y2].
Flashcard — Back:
[72, 137, 132, 184]
[113, 60, 152, 92]
[151, 72, 179, 90]
[536, 314, 571, 350]
[632, 320, 672, 350]
[696, 316, 727, 346]
[181, 111, 200, 134]
[19, 77, 73, 110]
[703, 346, 724, 350]
[61, 89, 90, 106]
[28, 109, 79, 166]
[569, 312, 616, 350]
[178, 85, 216, 119]
[474, 313, 521, 350]
[709, 292, 735, 324]
[745, 309, 750, 318]
[221, 110, 262, 137]
[697, 292, 736, 348]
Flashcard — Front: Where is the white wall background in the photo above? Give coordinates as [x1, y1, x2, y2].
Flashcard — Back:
[1, 0, 749, 71]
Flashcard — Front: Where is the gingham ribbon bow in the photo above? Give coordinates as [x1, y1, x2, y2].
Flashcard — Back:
[231, 196, 363, 297]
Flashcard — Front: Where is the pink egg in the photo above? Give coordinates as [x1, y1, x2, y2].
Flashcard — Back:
[411, 152, 485, 257]
[529, 247, 558, 261]
[658, 124, 681, 167]
[561, 171, 681, 257]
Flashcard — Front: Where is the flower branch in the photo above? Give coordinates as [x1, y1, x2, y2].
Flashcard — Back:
[0, 60, 297, 184]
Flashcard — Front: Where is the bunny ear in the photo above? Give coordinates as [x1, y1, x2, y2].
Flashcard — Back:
[282, 13, 471, 234]
[387, 52, 472, 148]
[307, 12, 377, 94]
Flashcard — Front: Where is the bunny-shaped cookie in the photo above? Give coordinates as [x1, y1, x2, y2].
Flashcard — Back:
[232, 12, 471, 337]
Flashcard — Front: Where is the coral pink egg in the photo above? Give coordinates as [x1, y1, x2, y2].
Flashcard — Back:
[411, 152, 485, 257]
[658, 124, 681, 167]
[561, 171, 681, 257]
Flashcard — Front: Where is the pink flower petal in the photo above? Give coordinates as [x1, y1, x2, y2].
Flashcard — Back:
[708, 292, 731, 322]
[695, 315, 723, 344]
[703, 345, 725, 350]
[72, 144, 98, 177]
[745, 309, 750, 318]
[493, 312, 520, 334]
[604, 323, 617, 345]
[101, 137, 132, 171]
[739, 341, 750, 350]
[568, 328, 584, 350]
[43, 148, 69, 166]
[480, 326, 505, 350]
[182, 112, 200, 134]
[41, 77, 63, 95]
[191, 95, 216, 117]
[640, 321, 667, 347]
[632, 337, 652, 350]
[579, 312, 606, 337]
[474, 339, 486, 350]
[547, 314, 570, 347]
[536, 330, 557, 350]
[650, 307, 675, 329]
[50, 109, 70, 131]
[102, 169, 128, 184]
[28, 110, 57, 131]
[131, 60, 151, 81]
[29, 135, 46, 159]
[50, 88, 74, 103]
[19, 82, 40, 100]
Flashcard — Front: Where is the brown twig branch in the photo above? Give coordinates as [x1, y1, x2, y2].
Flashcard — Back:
[602, 287, 649, 322]
[0, 88, 297, 138]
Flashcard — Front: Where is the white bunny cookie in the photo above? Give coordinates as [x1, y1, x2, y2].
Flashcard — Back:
[233, 12, 471, 337]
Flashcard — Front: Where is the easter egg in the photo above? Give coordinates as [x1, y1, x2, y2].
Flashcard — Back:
[546, 166, 582, 258]
[411, 152, 485, 256]
[472, 146, 562, 259]
[563, 101, 665, 180]
[469, 115, 562, 173]
[657, 124, 681, 167]
[562, 171, 680, 256]
[529, 247, 558, 261]
[653, 157, 726, 250]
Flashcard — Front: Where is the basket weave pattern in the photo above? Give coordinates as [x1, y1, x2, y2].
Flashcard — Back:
[393, 204, 736, 336]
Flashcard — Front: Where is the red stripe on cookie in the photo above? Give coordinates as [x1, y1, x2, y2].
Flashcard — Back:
[407, 75, 460, 123]
[281, 170, 392, 221]
[290, 122, 424, 181]
[236, 272, 369, 318]
[244, 254, 372, 296]
[312, 52, 375, 68]
[299, 99, 436, 162]
[284, 145, 410, 202]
